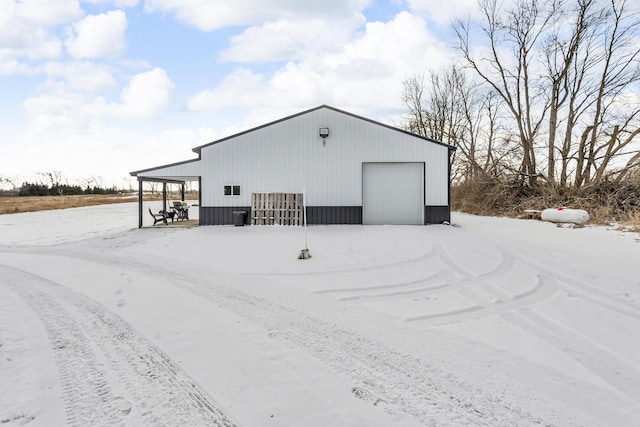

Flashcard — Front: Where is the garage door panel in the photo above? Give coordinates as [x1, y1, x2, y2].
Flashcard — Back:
[363, 163, 424, 225]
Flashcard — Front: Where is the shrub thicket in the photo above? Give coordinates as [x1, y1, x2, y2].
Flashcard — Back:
[452, 174, 640, 226]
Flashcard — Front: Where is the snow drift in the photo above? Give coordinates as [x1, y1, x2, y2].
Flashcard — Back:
[1, 203, 639, 426]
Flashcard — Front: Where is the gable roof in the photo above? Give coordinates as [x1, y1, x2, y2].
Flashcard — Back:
[130, 105, 456, 177]
[192, 105, 456, 154]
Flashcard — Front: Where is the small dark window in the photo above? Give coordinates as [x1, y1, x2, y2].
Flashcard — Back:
[224, 185, 241, 196]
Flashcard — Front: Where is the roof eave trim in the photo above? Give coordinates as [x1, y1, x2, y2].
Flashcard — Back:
[130, 156, 201, 177]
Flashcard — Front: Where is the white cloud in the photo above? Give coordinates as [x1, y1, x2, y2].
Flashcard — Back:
[84, 0, 139, 7]
[43, 61, 117, 92]
[128, 126, 218, 170]
[145, 0, 370, 31]
[406, 0, 481, 25]
[328, 12, 439, 69]
[0, 29, 63, 62]
[2, 123, 216, 189]
[22, 80, 89, 134]
[3, 1, 464, 187]
[22, 68, 174, 141]
[0, 0, 83, 27]
[0, 58, 34, 75]
[65, 10, 128, 59]
[16, 68, 181, 186]
[91, 68, 175, 118]
[0, 0, 83, 65]
[188, 12, 454, 124]
[187, 68, 267, 112]
[220, 16, 364, 63]
[0, 0, 138, 70]
[220, 22, 308, 63]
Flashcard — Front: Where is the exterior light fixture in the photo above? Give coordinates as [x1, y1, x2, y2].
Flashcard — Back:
[319, 127, 329, 146]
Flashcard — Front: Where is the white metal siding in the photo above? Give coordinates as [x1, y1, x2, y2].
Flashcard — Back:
[363, 163, 424, 225]
[199, 107, 450, 208]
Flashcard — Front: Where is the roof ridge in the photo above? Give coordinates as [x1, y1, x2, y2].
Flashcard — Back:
[191, 105, 455, 153]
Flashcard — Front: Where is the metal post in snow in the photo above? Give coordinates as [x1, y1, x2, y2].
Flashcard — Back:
[298, 132, 311, 259]
[299, 186, 311, 260]
[303, 186, 308, 248]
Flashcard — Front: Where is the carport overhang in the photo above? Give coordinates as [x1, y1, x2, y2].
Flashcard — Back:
[132, 176, 200, 228]
[130, 158, 202, 228]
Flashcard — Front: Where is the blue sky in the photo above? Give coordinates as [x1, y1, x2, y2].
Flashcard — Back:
[0, 0, 478, 188]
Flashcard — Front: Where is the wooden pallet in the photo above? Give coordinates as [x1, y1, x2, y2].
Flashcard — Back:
[252, 192, 303, 225]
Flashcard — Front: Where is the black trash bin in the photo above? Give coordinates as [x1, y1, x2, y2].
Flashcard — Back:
[232, 211, 246, 226]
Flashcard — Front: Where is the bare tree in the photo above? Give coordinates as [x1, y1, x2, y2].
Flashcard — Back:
[81, 175, 105, 191]
[614, 150, 640, 183]
[145, 181, 159, 194]
[402, 74, 429, 138]
[542, 0, 596, 182]
[573, 0, 640, 187]
[37, 170, 66, 195]
[455, 0, 560, 186]
[402, 66, 510, 181]
[452, 0, 640, 189]
[0, 176, 16, 191]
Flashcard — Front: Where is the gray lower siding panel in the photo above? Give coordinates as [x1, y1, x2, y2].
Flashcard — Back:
[200, 206, 362, 225]
[425, 206, 450, 224]
[308, 206, 448, 225]
[199, 205, 448, 225]
[200, 206, 251, 225]
[306, 206, 362, 225]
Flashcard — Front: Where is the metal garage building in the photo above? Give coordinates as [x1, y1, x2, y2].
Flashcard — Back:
[130, 105, 455, 227]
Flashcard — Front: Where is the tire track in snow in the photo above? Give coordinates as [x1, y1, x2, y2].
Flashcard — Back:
[401, 245, 560, 325]
[502, 308, 640, 402]
[3, 269, 130, 427]
[313, 243, 514, 302]
[53, 251, 553, 427]
[245, 242, 439, 276]
[507, 246, 640, 321]
[320, 270, 449, 301]
[1, 265, 236, 427]
[549, 276, 640, 321]
[405, 275, 560, 325]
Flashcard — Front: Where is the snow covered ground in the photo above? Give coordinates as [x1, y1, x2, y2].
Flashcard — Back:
[1, 203, 639, 426]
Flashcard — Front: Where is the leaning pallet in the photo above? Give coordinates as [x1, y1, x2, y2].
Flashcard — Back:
[252, 192, 303, 226]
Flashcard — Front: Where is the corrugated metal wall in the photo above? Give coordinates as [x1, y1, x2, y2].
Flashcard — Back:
[199, 108, 450, 208]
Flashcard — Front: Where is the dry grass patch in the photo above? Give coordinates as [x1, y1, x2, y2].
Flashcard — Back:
[0, 193, 165, 215]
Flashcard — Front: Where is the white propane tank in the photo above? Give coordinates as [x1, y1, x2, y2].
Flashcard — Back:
[541, 207, 590, 224]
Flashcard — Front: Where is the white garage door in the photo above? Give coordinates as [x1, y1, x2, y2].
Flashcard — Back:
[363, 162, 424, 225]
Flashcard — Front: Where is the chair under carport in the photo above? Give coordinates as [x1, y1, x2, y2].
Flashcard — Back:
[135, 177, 198, 228]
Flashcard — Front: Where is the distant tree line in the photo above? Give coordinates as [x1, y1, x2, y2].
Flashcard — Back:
[0, 171, 119, 197]
[17, 182, 118, 196]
